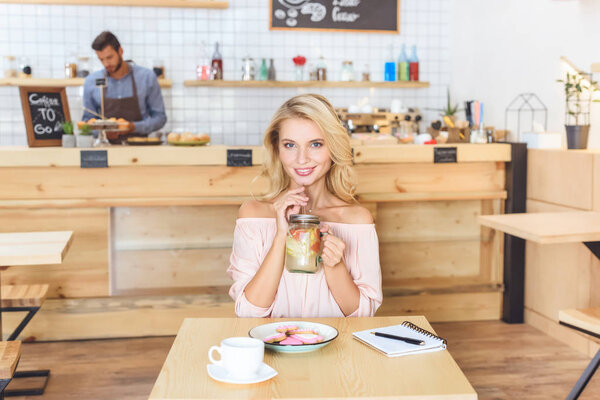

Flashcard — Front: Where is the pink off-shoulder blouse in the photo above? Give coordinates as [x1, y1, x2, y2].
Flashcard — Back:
[227, 218, 383, 318]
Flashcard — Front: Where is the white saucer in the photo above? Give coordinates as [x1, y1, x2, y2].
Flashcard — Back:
[207, 362, 277, 384]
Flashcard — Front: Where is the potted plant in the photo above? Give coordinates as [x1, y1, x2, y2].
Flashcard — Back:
[557, 72, 599, 149]
[61, 121, 75, 148]
[77, 123, 93, 148]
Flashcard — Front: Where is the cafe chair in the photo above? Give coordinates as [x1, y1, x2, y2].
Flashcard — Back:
[0, 284, 50, 397]
[0, 341, 21, 400]
[559, 308, 600, 400]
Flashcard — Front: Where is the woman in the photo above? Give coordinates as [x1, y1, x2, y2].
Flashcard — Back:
[227, 94, 382, 318]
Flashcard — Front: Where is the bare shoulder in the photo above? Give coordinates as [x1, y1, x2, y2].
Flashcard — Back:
[338, 204, 374, 224]
[238, 199, 275, 219]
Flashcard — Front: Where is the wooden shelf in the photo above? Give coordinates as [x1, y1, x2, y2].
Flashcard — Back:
[0, 0, 228, 8]
[0, 78, 172, 89]
[183, 80, 430, 88]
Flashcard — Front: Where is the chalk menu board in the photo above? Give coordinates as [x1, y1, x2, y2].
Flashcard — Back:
[270, 0, 399, 33]
[19, 86, 71, 147]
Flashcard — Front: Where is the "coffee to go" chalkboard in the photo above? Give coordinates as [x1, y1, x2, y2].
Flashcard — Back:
[270, 0, 399, 33]
[19, 86, 71, 147]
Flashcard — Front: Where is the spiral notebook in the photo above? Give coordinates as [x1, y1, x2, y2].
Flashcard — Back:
[352, 321, 447, 358]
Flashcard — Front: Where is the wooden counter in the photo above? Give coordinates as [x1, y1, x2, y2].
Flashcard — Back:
[0, 144, 512, 340]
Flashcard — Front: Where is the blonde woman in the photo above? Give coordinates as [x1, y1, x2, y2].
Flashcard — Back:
[227, 94, 382, 318]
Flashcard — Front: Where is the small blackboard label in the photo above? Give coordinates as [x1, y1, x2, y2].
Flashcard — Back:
[227, 149, 252, 167]
[95, 78, 106, 86]
[434, 147, 457, 163]
[80, 150, 108, 168]
[270, 0, 399, 33]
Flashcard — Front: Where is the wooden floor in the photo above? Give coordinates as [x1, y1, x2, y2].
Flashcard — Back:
[8, 320, 600, 400]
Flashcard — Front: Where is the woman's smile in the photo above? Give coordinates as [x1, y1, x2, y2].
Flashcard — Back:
[294, 166, 316, 176]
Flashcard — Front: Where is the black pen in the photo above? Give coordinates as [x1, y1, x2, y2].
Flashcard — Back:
[370, 331, 425, 346]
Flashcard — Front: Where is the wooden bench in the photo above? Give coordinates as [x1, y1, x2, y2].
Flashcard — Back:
[0, 341, 21, 400]
[559, 308, 600, 400]
[1, 284, 49, 341]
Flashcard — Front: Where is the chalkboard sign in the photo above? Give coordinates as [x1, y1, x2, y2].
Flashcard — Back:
[227, 149, 253, 167]
[434, 147, 457, 164]
[80, 150, 108, 168]
[19, 86, 71, 147]
[270, 0, 399, 33]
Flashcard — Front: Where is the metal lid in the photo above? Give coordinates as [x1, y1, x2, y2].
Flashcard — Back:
[289, 214, 320, 224]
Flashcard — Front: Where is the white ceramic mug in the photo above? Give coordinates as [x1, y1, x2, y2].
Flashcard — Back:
[208, 337, 264, 379]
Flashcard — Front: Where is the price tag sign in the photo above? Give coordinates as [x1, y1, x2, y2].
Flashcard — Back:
[19, 86, 71, 147]
[95, 78, 107, 87]
[434, 147, 458, 163]
[227, 149, 253, 167]
[80, 150, 108, 168]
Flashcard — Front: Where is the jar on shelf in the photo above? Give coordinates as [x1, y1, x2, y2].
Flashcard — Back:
[153, 59, 165, 79]
[340, 61, 355, 82]
[65, 54, 77, 78]
[77, 56, 90, 78]
[3, 56, 17, 78]
[18, 57, 32, 78]
[285, 214, 323, 274]
[316, 56, 327, 81]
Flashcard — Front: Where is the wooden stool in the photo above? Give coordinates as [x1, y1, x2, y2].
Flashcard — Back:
[0, 285, 50, 397]
[1, 284, 49, 341]
[0, 341, 21, 400]
[559, 308, 600, 400]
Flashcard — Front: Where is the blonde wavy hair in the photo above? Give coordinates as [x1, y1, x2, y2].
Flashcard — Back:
[259, 94, 356, 203]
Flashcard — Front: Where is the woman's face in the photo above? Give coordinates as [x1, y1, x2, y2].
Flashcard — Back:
[278, 117, 332, 187]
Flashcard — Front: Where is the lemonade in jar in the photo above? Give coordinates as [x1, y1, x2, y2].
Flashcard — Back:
[285, 214, 322, 273]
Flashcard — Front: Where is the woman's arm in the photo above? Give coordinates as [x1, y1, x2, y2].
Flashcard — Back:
[323, 260, 361, 316]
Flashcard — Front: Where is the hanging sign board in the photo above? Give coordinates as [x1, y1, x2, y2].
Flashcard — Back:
[270, 0, 399, 33]
[19, 86, 71, 147]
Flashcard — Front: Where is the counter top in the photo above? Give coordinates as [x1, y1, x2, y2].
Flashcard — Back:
[0, 143, 511, 167]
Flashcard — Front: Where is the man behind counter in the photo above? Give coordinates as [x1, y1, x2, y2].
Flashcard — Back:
[82, 31, 167, 135]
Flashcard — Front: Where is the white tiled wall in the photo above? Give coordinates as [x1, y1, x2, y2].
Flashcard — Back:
[0, 0, 450, 146]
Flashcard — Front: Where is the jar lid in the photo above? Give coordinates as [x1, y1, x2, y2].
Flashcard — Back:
[289, 214, 320, 224]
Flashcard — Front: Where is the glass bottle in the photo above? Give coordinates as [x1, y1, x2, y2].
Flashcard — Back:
[267, 58, 276, 80]
[316, 56, 327, 81]
[65, 53, 77, 78]
[196, 41, 211, 80]
[340, 61, 354, 82]
[211, 42, 223, 80]
[258, 58, 268, 81]
[384, 45, 396, 82]
[286, 214, 322, 274]
[408, 45, 419, 81]
[76, 56, 90, 78]
[19, 57, 32, 78]
[362, 63, 370, 81]
[3, 56, 17, 78]
[397, 44, 409, 81]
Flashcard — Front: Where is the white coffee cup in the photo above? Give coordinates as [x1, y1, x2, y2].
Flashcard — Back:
[208, 337, 264, 379]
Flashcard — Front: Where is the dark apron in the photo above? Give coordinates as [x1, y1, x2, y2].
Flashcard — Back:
[103, 64, 143, 142]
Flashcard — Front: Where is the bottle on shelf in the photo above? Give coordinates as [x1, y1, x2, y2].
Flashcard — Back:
[384, 45, 396, 82]
[316, 56, 327, 81]
[397, 44, 409, 81]
[408, 45, 419, 81]
[211, 42, 223, 80]
[267, 58, 276, 80]
[258, 58, 268, 81]
[196, 41, 212, 80]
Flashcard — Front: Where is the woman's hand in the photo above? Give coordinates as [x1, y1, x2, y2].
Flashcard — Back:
[319, 224, 346, 268]
[273, 187, 308, 236]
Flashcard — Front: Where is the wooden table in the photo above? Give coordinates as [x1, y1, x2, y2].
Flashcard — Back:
[149, 316, 477, 400]
[479, 212, 600, 400]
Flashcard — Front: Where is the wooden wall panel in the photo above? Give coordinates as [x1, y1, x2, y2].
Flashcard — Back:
[527, 150, 593, 210]
[376, 201, 481, 243]
[0, 208, 108, 298]
[112, 206, 238, 250]
[356, 162, 505, 195]
[380, 241, 480, 281]
[113, 248, 233, 294]
[0, 166, 268, 200]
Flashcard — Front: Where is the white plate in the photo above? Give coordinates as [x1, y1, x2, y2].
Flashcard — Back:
[248, 321, 339, 353]
[207, 362, 277, 384]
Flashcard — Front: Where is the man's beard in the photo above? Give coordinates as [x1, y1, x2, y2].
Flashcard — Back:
[109, 56, 123, 75]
